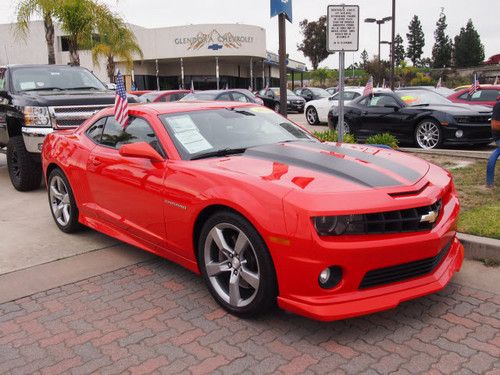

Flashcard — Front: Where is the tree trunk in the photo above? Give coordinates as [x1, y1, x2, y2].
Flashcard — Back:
[106, 56, 115, 83]
[43, 12, 55, 65]
[68, 37, 80, 66]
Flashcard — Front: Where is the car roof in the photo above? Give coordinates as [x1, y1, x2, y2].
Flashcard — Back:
[144, 90, 191, 95]
[99, 101, 257, 117]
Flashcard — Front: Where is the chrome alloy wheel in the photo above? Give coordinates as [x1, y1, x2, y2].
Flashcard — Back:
[49, 175, 71, 226]
[306, 107, 318, 125]
[203, 223, 260, 308]
[416, 121, 440, 149]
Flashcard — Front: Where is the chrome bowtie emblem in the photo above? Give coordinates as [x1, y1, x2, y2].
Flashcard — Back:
[420, 210, 438, 224]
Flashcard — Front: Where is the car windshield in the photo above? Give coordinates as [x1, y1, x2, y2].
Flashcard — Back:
[271, 88, 295, 97]
[181, 93, 217, 101]
[160, 106, 316, 160]
[11, 66, 107, 92]
[138, 92, 161, 103]
[396, 90, 452, 106]
[309, 88, 330, 98]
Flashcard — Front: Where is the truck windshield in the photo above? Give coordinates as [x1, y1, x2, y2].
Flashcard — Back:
[11, 66, 107, 93]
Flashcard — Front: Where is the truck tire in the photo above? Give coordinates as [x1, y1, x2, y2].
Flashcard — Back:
[7, 136, 42, 191]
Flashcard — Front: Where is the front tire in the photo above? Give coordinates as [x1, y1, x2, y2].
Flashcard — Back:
[273, 103, 280, 113]
[415, 119, 443, 149]
[306, 107, 319, 125]
[7, 136, 42, 191]
[47, 168, 82, 233]
[198, 210, 277, 318]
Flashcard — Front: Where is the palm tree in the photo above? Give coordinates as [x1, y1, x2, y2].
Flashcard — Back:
[92, 19, 143, 83]
[16, 0, 59, 64]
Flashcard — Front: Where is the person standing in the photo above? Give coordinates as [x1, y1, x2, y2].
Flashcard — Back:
[493, 98, 500, 147]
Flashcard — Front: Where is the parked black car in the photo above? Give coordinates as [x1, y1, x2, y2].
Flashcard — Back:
[0, 64, 137, 191]
[328, 89, 493, 149]
[294, 87, 330, 102]
[181, 89, 263, 105]
[256, 87, 306, 113]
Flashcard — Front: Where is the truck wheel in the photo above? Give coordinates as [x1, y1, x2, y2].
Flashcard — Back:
[7, 136, 42, 191]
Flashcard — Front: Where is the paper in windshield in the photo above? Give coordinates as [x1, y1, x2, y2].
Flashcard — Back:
[169, 115, 213, 154]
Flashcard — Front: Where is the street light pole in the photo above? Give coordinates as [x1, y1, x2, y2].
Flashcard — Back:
[390, 0, 396, 90]
[364, 16, 392, 62]
[378, 22, 381, 61]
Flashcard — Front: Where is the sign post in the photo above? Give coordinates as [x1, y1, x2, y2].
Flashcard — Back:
[327, 5, 359, 142]
[271, 0, 293, 117]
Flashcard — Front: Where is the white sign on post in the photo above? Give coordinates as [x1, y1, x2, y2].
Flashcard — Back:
[327, 5, 359, 52]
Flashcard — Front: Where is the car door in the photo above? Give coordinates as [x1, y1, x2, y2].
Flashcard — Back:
[356, 94, 404, 138]
[86, 116, 167, 247]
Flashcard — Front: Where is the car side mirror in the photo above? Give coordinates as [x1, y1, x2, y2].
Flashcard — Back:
[328, 96, 335, 101]
[119, 142, 164, 162]
[384, 104, 400, 111]
[0, 90, 9, 98]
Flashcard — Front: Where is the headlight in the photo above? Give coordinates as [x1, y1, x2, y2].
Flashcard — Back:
[313, 215, 364, 236]
[23, 106, 51, 127]
[287, 100, 291, 104]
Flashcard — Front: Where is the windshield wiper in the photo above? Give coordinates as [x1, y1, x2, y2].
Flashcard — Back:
[21, 87, 64, 92]
[190, 147, 247, 160]
[410, 103, 430, 107]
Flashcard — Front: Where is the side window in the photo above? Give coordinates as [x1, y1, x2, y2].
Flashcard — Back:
[232, 92, 250, 102]
[479, 90, 500, 101]
[364, 95, 399, 107]
[458, 92, 470, 100]
[100, 116, 165, 156]
[217, 93, 232, 101]
[470, 91, 482, 101]
[294, 89, 302, 95]
[86, 117, 106, 143]
[0, 68, 6, 91]
[159, 95, 169, 102]
[258, 89, 267, 96]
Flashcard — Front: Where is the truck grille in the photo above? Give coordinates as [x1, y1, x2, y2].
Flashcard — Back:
[49, 105, 110, 129]
[343, 200, 442, 235]
[359, 240, 452, 289]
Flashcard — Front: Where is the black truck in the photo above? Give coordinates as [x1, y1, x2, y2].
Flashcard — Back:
[0, 64, 136, 191]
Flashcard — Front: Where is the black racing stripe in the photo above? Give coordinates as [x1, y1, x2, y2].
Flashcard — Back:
[300, 142, 423, 183]
[244, 143, 403, 187]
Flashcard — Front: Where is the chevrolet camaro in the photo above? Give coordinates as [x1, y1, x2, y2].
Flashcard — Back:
[41, 102, 464, 321]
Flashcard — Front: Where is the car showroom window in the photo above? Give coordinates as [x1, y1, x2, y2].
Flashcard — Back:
[85, 117, 106, 143]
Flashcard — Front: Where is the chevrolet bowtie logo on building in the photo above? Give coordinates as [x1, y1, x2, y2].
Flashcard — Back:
[175, 30, 254, 51]
[420, 210, 439, 224]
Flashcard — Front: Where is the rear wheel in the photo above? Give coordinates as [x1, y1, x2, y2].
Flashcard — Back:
[198, 210, 277, 317]
[306, 107, 319, 125]
[7, 136, 42, 191]
[47, 168, 82, 233]
[415, 120, 442, 149]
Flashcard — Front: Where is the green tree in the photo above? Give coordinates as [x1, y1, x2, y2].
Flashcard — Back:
[360, 49, 369, 68]
[92, 18, 143, 83]
[406, 15, 425, 66]
[309, 67, 333, 87]
[393, 34, 405, 66]
[431, 11, 453, 68]
[16, 0, 59, 64]
[297, 16, 329, 70]
[55, 0, 115, 66]
[365, 58, 389, 86]
[453, 19, 485, 68]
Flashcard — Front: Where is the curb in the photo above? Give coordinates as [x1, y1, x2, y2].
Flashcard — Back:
[458, 233, 500, 262]
[400, 147, 492, 160]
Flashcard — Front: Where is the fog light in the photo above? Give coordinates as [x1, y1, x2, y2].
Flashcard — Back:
[318, 266, 343, 289]
[455, 130, 464, 138]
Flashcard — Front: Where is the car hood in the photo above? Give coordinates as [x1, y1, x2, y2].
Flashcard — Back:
[14, 90, 137, 106]
[407, 103, 492, 115]
[195, 141, 430, 194]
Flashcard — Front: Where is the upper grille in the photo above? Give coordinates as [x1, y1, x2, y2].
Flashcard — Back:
[359, 240, 452, 289]
[49, 105, 110, 129]
[343, 200, 442, 235]
[454, 115, 491, 124]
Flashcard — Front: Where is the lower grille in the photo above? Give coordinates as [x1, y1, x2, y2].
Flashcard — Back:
[49, 105, 110, 129]
[455, 115, 491, 124]
[359, 240, 452, 289]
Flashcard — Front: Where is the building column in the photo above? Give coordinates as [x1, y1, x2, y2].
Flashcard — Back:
[268, 66, 272, 87]
[249, 58, 253, 90]
[300, 72, 304, 88]
[155, 59, 160, 90]
[292, 71, 295, 90]
[180, 58, 185, 89]
[215, 57, 220, 90]
[262, 60, 265, 90]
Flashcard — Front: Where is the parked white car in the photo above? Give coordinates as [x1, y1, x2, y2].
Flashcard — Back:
[305, 87, 364, 125]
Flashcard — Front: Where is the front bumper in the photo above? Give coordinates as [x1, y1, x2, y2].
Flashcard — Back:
[442, 123, 492, 145]
[22, 127, 53, 153]
[288, 102, 305, 112]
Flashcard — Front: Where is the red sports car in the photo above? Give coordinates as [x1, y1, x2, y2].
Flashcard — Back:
[41, 102, 464, 321]
[137, 90, 191, 103]
[448, 85, 500, 107]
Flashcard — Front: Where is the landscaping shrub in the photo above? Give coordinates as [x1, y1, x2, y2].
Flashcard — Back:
[365, 133, 399, 149]
[313, 130, 356, 143]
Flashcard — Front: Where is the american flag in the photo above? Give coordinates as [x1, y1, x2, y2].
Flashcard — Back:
[436, 77, 442, 88]
[363, 76, 374, 96]
[114, 71, 129, 128]
[468, 74, 480, 95]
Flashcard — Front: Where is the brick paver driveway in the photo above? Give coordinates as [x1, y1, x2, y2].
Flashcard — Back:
[1, 259, 499, 375]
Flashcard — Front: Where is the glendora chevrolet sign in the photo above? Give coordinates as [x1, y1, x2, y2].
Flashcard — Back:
[175, 29, 255, 50]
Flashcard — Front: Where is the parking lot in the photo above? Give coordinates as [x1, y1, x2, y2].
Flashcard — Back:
[0, 152, 500, 374]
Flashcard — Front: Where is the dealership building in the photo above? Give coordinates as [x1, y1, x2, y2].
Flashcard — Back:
[0, 21, 307, 91]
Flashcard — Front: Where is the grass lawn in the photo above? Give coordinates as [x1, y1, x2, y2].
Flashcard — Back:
[413, 155, 500, 239]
